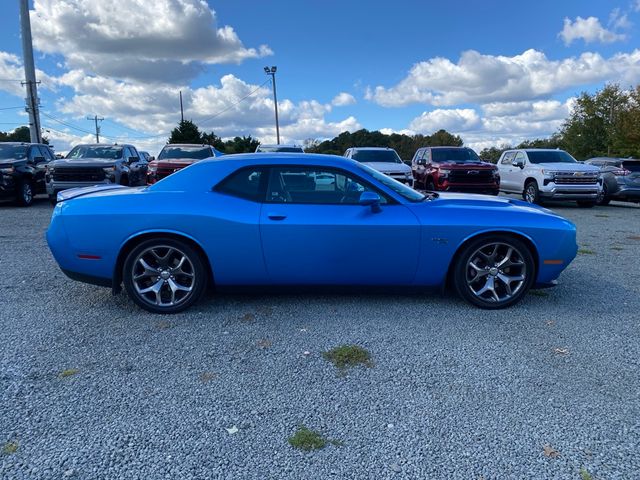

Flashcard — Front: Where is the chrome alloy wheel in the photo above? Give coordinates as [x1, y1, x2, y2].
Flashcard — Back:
[524, 184, 537, 203]
[131, 245, 195, 307]
[466, 242, 527, 303]
[22, 183, 33, 204]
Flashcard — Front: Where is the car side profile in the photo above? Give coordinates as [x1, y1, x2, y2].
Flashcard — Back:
[497, 149, 601, 207]
[47, 153, 578, 314]
[46, 143, 148, 203]
[411, 146, 499, 195]
[0, 142, 55, 206]
[584, 157, 640, 205]
[147, 144, 223, 184]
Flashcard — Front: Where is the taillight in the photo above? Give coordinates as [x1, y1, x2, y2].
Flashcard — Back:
[613, 169, 631, 176]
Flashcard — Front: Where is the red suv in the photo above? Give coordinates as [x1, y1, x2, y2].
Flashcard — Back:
[147, 144, 222, 184]
[411, 146, 499, 195]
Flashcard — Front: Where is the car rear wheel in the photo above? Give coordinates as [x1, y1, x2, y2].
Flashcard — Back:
[453, 236, 535, 309]
[123, 238, 207, 314]
[16, 181, 34, 206]
[523, 180, 541, 205]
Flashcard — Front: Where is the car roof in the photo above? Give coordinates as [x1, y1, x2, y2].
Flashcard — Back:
[199, 152, 356, 168]
[73, 143, 133, 148]
[0, 141, 50, 146]
[163, 144, 212, 148]
[428, 146, 470, 149]
[349, 147, 397, 151]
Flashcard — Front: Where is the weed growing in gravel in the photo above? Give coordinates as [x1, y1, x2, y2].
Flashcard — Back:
[288, 426, 342, 451]
[257, 338, 272, 349]
[579, 467, 593, 480]
[59, 368, 79, 378]
[578, 248, 595, 255]
[323, 345, 373, 371]
[529, 290, 549, 297]
[2, 441, 18, 455]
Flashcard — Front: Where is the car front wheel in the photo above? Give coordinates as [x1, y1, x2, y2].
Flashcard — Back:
[453, 236, 535, 309]
[523, 180, 541, 204]
[16, 181, 34, 206]
[123, 238, 207, 314]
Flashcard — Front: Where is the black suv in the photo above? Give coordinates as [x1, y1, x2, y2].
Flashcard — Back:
[46, 143, 148, 203]
[0, 142, 55, 206]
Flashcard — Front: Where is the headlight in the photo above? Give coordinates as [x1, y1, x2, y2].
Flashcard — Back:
[0, 166, 14, 174]
[541, 169, 556, 178]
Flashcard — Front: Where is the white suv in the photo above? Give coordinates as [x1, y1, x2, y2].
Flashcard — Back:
[344, 147, 413, 187]
[497, 149, 601, 207]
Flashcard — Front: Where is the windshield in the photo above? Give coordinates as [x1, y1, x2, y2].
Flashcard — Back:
[431, 148, 480, 163]
[257, 146, 304, 153]
[67, 145, 123, 159]
[351, 150, 402, 164]
[0, 145, 28, 160]
[527, 150, 577, 164]
[356, 163, 425, 202]
[158, 146, 212, 160]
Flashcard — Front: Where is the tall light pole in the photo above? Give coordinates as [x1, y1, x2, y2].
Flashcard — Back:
[19, 0, 42, 144]
[264, 66, 280, 144]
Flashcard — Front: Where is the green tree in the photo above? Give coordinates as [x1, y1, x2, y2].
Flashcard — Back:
[168, 120, 203, 144]
[223, 135, 260, 153]
[428, 129, 463, 147]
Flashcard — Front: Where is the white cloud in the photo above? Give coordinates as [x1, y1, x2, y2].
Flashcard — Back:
[559, 16, 626, 45]
[30, 0, 272, 83]
[331, 92, 356, 107]
[409, 109, 481, 133]
[367, 49, 640, 108]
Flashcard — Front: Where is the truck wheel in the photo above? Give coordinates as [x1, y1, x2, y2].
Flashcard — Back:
[426, 179, 436, 191]
[523, 180, 541, 205]
[16, 181, 34, 207]
[596, 184, 610, 206]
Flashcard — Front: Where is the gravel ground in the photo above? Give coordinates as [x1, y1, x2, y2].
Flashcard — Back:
[1, 197, 639, 480]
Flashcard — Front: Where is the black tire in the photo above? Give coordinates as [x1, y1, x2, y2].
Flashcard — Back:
[16, 181, 34, 207]
[453, 235, 536, 309]
[596, 183, 610, 206]
[523, 180, 541, 204]
[577, 201, 596, 208]
[123, 237, 207, 314]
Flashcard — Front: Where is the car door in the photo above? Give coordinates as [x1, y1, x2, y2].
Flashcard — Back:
[412, 148, 425, 186]
[259, 165, 421, 285]
[128, 146, 147, 185]
[498, 151, 517, 192]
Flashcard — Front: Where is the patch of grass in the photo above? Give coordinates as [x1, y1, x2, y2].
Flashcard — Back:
[580, 467, 593, 480]
[156, 320, 171, 330]
[288, 426, 342, 451]
[59, 368, 79, 378]
[322, 344, 373, 371]
[2, 441, 18, 455]
[578, 248, 595, 255]
[529, 290, 549, 297]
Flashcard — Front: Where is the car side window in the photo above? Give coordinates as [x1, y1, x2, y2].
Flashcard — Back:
[412, 149, 422, 164]
[514, 152, 526, 164]
[216, 167, 267, 202]
[36, 146, 53, 161]
[266, 166, 388, 205]
[424, 149, 431, 164]
[501, 152, 515, 164]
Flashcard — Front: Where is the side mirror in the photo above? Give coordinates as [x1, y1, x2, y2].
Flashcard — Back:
[359, 191, 382, 213]
[512, 159, 525, 169]
[149, 156, 155, 161]
[128, 156, 139, 164]
[417, 158, 426, 166]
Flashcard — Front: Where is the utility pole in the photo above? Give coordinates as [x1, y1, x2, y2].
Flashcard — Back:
[19, 0, 42, 144]
[87, 115, 104, 143]
[179, 90, 184, 123]
[264, 66, 280, 144]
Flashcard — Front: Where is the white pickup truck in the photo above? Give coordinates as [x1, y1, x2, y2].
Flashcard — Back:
[497, 149, 601, 207]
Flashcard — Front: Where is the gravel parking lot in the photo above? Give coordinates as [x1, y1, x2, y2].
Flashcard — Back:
[1, 197, 639, 479]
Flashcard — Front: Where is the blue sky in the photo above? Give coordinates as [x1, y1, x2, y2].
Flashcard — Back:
[0, 0, 638, 154]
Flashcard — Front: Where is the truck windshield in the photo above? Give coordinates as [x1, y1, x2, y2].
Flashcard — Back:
[431, 148, 480, 163]
[159, 147, 212, 160]
[351, 150, 402, 163]
[527, 151, 577, 164]
[257, 146, 304, 153]
[0, 145, 28, 160]
[67, 146, 123, 159]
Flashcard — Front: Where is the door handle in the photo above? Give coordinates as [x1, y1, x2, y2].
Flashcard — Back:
[267, 213, 287, 220]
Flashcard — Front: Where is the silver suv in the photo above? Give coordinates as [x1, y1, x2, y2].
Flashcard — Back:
[497, 149, 601, 207]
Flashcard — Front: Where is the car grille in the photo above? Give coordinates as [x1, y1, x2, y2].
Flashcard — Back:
[448, 170, 495, 183]
[52, 168, 105, 182]
[554, 173, 598, 185]
[156, 167, 184, 180]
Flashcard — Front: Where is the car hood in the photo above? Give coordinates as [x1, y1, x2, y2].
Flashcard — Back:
[419, 191, 562, 216]
[361, 162, 411, 173]
[152, 158, 201, 167]
[537, 162, 600, 173]
[51, 158, 119, 168]
[0, 159, 26, 167]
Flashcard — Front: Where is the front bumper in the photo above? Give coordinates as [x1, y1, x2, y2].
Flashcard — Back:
[539, 183, 600, 201]
[47, 179, 115, 196]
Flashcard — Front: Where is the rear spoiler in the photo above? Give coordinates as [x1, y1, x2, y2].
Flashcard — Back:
[56, 184, 128, 202]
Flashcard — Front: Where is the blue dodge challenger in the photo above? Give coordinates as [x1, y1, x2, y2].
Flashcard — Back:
[46, 153, 578, 313]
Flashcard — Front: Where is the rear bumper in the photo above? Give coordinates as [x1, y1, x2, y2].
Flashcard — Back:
[611, 185, 640, 200]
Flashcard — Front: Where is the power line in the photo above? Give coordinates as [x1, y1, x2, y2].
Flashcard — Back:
[0, 106, 24, 110]
[199, 79, 270, 124]
[41, 111, 95, 135]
